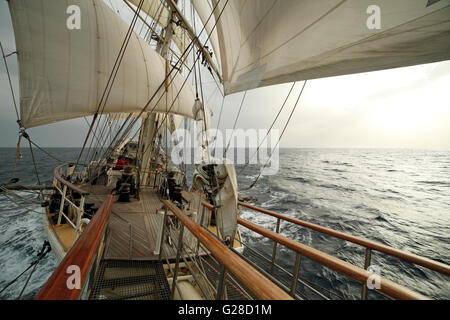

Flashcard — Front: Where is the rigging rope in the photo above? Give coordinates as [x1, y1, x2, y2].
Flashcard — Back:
[76, 0, 145, 166]
[0, 241, 51, 298]
[241, 81, 308, 191]
[238, 82, 297, 175]
[224, 91, 247, 155]
[10, 133, 23, 180]
[0, 186, 43, 205]
[100, 0, 229, 166]
[0, 41, 20, 126]
[21, 132, 43, 199]
[26, 135, 68, 163]
[0, 189, 49, 215]
[136, 0, 231, 165]
[85, 0, 146, 164]
[212, 95, 226, 157]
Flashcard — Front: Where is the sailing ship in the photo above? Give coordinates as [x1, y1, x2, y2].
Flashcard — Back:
[1, 0, 450, 300]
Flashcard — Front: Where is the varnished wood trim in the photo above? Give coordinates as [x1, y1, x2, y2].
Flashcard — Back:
[163, 200, 292, 300]
[238, 217, 430, 300]
[54, 164, 89, 195]
[238, 201, 450, 276]
[35, 195, 115, 300]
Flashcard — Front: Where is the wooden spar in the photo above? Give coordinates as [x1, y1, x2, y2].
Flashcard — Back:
[166, 0, 223, 83]
[0, 185, 53, 191]
[238, 201, 450, 277]
[122, 1, 161, 42]
[163, 200, 293, 300]
[122, 0, 189, 69]
[35, 195, 116, 300]
[166, 59, 169, 92]
[54, 164, 89, 196]
[237, 217, 430, 300]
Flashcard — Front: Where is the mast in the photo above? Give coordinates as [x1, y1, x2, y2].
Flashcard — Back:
[138, 0, 177, 186]
[166, 0, 222, 83]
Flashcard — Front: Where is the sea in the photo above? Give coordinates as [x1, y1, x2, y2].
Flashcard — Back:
[0, 147, 449, 300]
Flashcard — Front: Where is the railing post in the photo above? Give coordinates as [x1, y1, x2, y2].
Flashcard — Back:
[153, 170, 158, 189]
[216, 265, 227, 300]
[74, 195, 85, 243]
[361, 247, 372, 300]
[200, 205, 206, 227]
[57, 185, 67, 225]
[290, 253, 302, 297]
[154, 208, 168, 257]
[270, 218, 281, 274]
[171, 223, 185, 299]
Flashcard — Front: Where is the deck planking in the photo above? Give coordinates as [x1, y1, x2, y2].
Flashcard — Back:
[83, 185, 209, 261]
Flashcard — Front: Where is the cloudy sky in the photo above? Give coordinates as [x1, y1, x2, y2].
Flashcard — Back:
[1, 0, 449, 149]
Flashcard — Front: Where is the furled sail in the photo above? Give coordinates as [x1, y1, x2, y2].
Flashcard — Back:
[108, 112, 183, 134]
[9, 0, 197, 128]
[128, 0, 190, 61]
[212, 0, 450, 95]
[128, 0, 171, 27]
[190, 0, 221, 70]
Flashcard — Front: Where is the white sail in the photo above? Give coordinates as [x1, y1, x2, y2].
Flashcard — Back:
[191, 0, 221, 70]
[109, 112, 183, 133]
[128, 0, 171, 27]
[212, 0, 450, 95]
[128, 0, 190, 60]
[9, 0, 197, 128]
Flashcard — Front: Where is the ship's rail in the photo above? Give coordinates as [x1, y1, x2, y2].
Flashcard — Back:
[228, 201, 450, 300]
[52, 164, 90, 243]
[35, 195, 115, 299]
[162, 200, 293, 300]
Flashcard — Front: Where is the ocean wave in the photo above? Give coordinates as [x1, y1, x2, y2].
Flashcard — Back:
[285, 176, 313, 184]
[321, 160, 354, 167]
[324, 168, 347, 173]
[417, 180, 450, 187]
[1, 148, 449, 299]
[317, 183, 356, 193]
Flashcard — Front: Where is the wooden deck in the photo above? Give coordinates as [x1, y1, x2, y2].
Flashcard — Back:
[83, 185, 209, 261]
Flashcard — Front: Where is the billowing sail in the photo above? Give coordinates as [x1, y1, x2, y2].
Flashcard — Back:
[128, 0, 170, 27]
[191, 0, 221, 70]
[109, 112, 184, 133]
[212, 0, 450, 95]
[128, 0, 190, 60]
[9, 0, 197, 128]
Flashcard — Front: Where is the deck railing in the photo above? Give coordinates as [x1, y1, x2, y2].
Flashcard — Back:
[35, 195, 115, 300]
[53, 164, 89, 243]
[231, 201, 450, 300]
[162, 200, 293, 300]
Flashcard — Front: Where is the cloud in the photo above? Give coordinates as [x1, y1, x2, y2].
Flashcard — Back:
[0, 0, 449, 149]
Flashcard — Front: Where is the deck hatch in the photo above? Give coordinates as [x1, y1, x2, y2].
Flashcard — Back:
[89, 259, 171, 300]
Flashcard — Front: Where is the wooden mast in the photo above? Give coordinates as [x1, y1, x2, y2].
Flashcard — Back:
[138, 0, 177, 186]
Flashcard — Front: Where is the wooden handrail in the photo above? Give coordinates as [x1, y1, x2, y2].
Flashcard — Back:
[238, 217, 430, 300]
[202, 201, 215, 210]
[163, 200, 293, 300]
[54, 164, 89, 196]
[35, 195, 116, 300]
[238, 201, 450, 276]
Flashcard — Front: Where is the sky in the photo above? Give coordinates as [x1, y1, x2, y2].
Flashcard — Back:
[1, 0, 449, 149]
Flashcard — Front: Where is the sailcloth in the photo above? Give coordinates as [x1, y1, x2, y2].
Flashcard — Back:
[127, 0, 190, 61]
[212, 0, 450, 95]
[191, 0, 222, 70]
[9, 0, 197, 128]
